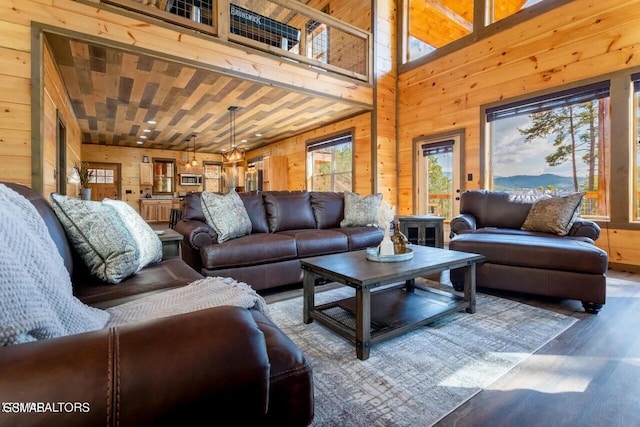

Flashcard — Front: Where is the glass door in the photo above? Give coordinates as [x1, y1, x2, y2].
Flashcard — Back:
[415, 134, 463, 242]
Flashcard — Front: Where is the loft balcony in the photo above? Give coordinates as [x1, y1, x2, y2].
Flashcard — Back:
[101, 0, 372, 84]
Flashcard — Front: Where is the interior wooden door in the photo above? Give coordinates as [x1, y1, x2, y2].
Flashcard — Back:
[87, 162, 121, 201]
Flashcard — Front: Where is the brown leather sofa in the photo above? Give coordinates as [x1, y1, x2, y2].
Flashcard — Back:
[0, 182, 314, 426]
[449, 190, 608, 313]
[175, 190, 384, 291]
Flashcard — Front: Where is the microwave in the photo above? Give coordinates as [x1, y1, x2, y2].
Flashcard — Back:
[180, 173, 203, 186]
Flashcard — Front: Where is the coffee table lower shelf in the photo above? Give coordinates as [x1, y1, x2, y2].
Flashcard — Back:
[308, 284, 469, 348]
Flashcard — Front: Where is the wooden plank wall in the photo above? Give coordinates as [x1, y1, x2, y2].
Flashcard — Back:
[43, 42, 83, 196]
[247, 112, 373, 195]
[374, 0, 398, 204]
[398, 0, 640, 266]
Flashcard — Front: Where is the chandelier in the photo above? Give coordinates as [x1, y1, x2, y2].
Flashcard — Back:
[221, 106, 246, 164]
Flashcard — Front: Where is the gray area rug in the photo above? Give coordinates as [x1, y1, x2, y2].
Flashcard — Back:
[268, 284, 578, 427]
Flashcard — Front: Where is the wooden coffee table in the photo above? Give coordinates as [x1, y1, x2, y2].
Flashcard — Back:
[301, 245, 485, 360]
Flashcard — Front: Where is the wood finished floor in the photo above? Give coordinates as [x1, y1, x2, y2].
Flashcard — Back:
[261, 269, 640, 427]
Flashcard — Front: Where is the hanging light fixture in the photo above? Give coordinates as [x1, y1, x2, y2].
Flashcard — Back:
[221, 106, 246, 164]
[191, 134, 198, 167]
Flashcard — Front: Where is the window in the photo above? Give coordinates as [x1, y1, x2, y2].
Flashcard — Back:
[486, 82, 611, 219]
[307, 132, 353, 191]
[404, 0, 555, 64]
[306, 7, 329, 64]
[633, 73, 640, 220]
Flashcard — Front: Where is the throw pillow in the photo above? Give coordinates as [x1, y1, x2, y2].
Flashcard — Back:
[339, 191, 383, 227]
[521, 192, 585, 236]
[103, 198, 162, 270]
[201, 190, 252, 243]
[51, 194, 140, 284]
[0, 184, 109, 345]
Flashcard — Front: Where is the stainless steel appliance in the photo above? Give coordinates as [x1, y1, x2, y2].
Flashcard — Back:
[180, 173, 203, 186]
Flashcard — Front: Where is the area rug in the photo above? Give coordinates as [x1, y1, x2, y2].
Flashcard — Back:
[268, 284, 578, 427]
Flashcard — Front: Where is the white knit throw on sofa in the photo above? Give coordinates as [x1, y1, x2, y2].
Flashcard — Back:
[0, 184, 109, 346]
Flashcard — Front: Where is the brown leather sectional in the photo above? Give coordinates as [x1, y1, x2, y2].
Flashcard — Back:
[176, 190, 384, 291]
[0, 182, 314, 426]
[449, 190, 608, 313]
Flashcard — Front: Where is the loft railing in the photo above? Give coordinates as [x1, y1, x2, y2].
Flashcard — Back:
[100, 0, 372, 83]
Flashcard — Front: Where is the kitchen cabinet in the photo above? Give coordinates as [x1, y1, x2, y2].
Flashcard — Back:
[140, 199, 172, 222]
[140, 163, 153, 186]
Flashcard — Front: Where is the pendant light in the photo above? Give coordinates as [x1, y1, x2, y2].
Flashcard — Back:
[221, 106, 246, 164]
[191, 134, 198, 167]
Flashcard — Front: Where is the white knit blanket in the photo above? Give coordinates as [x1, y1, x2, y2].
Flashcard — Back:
[0, 184, 109, 346]
[106, 276, 271, 326]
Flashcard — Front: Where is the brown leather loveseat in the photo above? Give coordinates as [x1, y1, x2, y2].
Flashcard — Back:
[449, 190, 608, 313]
[0, 182, 314, 426]
[176, 190, 384, 291]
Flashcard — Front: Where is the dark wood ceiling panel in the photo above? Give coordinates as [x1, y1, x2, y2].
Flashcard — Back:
[45, 32, 369, 153]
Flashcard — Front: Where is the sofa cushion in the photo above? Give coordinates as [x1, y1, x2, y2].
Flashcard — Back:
[263, 191, 316, 232]
[521, 192, 585, 236]
[449, 233, 607, 274]
[201, 234, 298, 269]
[460, 190, 542, 229]
[277, 229, 348, 257]
[335, 226, 384, 250]
[51, 194, 140, 284]
[340, 191, 382, 227]
[239, 191, 269, 234]
[201, 190, 252, 243]
[310, 191, 344, 229]
[182, 192, 205, 222]
[103, 198, 162, 269]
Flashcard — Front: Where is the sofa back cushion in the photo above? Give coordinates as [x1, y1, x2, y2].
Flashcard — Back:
[182, 192, 206, 222]
[460, 190, 541, 229]
[263, 191, 316, 232]
[309, 191, 344, 229]
[239, 191, 269, 234]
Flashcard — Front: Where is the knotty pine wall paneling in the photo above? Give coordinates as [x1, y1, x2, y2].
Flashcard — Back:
[398, 0, 640, 266]
[247, 112, 373, 196]
[43, 42, 82, 197]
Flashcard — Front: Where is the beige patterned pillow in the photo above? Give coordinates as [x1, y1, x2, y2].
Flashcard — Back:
[521, 192, 585, 236]
[201, 190, 252, 243]
[339, 191, 383, 227]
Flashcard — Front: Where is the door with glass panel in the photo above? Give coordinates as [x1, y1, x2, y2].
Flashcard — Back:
[415, 135, 462, 242]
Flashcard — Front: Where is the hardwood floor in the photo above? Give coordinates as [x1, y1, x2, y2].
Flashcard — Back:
[437, 268, 640, 426]
[262, 269, 640, 426]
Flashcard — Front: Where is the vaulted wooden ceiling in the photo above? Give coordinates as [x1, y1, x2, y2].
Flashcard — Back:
[45, 32, 369, 154]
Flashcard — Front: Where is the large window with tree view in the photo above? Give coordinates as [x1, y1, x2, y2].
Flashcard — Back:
[306, 132, 353, 191]
[487, 81, 611, 219]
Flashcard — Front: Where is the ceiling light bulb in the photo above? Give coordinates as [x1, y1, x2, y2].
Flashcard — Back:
[255, 133, 262, 137]
[143, 129, 151, 133]
[241, 139, 248, 143]
[140, 135, 147, 139]
[147, 120, 157, 124]
[136, 141, 144, 145]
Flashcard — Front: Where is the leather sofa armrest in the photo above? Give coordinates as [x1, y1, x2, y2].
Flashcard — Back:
[450, 213, 477, 237]
[0, 306, 270, 426]
[568, 218, 601, 240]
[175, 219, 217, 250]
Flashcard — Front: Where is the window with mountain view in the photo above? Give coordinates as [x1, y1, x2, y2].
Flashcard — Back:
[306, 132, 353, 191]
[487, 81, 611, 218]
